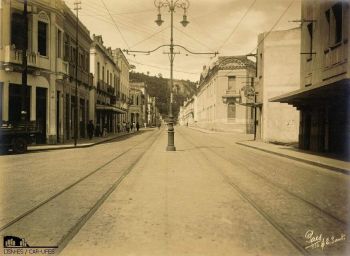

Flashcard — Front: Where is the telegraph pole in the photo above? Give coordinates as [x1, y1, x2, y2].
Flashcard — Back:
[21, 0, 28, 122]
[73, 0, 81, 147]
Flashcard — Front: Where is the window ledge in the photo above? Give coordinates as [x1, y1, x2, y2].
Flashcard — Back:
[38, 54, 49, 59]
[324, 42, 342, 53]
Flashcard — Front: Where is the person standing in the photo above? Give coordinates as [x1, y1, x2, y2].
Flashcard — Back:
[126, 122, 130, 133]
[136, 122, 140, 131]
[87, 120, 94, 140]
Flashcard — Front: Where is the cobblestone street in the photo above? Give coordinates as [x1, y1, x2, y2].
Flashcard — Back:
[0, 127, 349, 256]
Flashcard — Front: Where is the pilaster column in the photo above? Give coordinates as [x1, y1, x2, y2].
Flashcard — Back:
[30, 85, 36, 121]
[2, 82, 9, 122]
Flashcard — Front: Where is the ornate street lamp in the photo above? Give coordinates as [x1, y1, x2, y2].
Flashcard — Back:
[154, 0, 190, 151]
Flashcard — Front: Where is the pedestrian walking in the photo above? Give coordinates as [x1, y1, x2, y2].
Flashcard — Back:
[136, 122, 140, 131]
[87, 120, 94, 140]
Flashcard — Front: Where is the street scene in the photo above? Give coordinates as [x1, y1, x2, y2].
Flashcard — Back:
[0, 0, 350, 255]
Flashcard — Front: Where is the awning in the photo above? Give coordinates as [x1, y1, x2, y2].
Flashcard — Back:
[269, 79, 349, 107]
[96, 104, 127, 114]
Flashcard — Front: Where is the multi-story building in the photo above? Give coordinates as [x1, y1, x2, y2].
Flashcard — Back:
[272, 0, 349, 157]
[112, 48, 129, 124]
[0, 0, 93, 144]
[178, 97, 196, 126]
[129, 81, 147, 125]
[147, 96, 156, 127]
[196, 56, 256, 133]
[255, 27, 301, 143]
[62, 3, 93, 142]
[90, 35, 122, 133]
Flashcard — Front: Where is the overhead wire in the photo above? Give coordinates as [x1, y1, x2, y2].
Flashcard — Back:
[130, 25, 170, 48]
[249, 0, 296, 54]
[217, 0, 257, 51]
[129, 59, 200, 75]
[100, 0, 130, 49]
[173, 25, 216, 52]
[79, 4, 167, 46]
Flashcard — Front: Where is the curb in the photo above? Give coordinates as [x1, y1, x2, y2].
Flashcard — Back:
[236, 142, 350, 175]
[28, 132, 136, 152]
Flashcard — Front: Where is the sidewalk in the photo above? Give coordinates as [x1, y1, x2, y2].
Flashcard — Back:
[236, 140, 350, 174]
[27, 129, 148, 152]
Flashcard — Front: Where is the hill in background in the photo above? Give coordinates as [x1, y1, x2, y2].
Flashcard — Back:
[129, 72, 197, 119]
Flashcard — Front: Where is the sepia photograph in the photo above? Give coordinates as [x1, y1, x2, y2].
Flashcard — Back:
[0, 0, 349, 255]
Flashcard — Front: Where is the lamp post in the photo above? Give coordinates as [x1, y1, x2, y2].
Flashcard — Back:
[154, 0, 190, 151]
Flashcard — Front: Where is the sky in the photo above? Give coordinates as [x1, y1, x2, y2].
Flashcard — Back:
[65, 0, 301, 82]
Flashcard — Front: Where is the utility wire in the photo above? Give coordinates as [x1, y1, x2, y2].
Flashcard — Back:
[81, 9, 155, 16]
[249, 0, 296, 54]
[130, 26, 170, 48]
[100, 0, 130, 49]
[174, 26, 216, 52]
[218, 0, 257, 51]
[201, 0, 295, 81]
[129, 59, 199, 75]
[77, 4, 169, 48]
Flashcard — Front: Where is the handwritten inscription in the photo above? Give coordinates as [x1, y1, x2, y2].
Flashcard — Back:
[305, 230, 346, 250]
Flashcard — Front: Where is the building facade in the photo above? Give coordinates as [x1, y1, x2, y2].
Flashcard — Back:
[196, 56, 256, 133]
[90, 35, 122, 134]
[147, 96, 157, 127]
[0, 0, 93, 144]
[112, 48, 129, 124]
[255, 27, 301, 144]
[272, 0, 349, 157]
[129, 81, 147, 125]
[178, 97, 196, 126]
[62, 3, 93, 142]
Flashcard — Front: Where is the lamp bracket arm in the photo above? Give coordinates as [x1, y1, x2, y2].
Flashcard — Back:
[124, 44, 171, 55]
[173, 44, 218, 56]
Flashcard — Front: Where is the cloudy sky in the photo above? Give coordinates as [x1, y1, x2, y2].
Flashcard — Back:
[65, 0, 301, 82]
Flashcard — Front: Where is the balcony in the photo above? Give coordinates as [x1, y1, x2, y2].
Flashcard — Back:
[323, 41, 348, 81]
[97, 80, 115, 96]
[56, 58, 68, 75]
[68, 64, 93, 87]
[222, 89, 241, 104]
[4, 45, 38, 67]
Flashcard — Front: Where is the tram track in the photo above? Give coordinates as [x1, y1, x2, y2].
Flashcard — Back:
[203, 134, 347, 225]
[177, 128, 348, 255]
[0, 129, 160, 251]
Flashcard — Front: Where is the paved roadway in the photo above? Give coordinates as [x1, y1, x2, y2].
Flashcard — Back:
[0, 127, 349, 256]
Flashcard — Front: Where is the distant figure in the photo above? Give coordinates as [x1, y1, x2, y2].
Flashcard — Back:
[130, 122, 134, 132]
[144, 122, 147, 128]
[132, 122, 136, 132]
[157, 123, 161, 130]
[136, 122, 140, 131]
[87, 120, 94, 140]
[126, 122, 130, 133]
[103, 123, 108, 137]
[95, 124, 101, 137]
